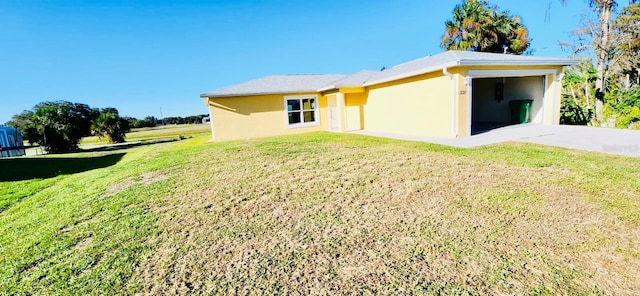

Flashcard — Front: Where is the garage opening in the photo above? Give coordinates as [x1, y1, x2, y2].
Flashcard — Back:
[471, 76, 545, 135]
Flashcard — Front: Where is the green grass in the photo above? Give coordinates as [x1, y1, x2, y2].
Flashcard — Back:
[80, 123, 210, 145]
[1, 132, 639, 295]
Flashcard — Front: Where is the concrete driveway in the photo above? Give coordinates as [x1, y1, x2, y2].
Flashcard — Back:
[352, 124, 640, 157]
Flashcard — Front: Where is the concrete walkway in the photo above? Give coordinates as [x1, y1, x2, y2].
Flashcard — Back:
[351, 124, 640, 157]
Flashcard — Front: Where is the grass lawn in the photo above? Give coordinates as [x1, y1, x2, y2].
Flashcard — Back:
[1, 132, 639, 295]
[80, 124, 211, 145]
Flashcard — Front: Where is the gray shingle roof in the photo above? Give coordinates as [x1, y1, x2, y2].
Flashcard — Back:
[318, 70, 379, 91]
[201, 51, 578, 97]
[201, 74, 346, 98]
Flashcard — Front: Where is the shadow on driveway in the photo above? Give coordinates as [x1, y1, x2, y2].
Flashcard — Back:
[0, 153, 125, 182]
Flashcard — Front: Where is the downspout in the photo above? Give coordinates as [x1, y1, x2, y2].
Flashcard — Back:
[443, 67, 457, 137]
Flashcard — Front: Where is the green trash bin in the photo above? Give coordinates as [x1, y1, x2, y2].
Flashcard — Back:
[509, 99, 533, 124]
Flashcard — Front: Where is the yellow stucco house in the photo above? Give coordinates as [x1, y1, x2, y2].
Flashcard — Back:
[200, 50, 578, 141]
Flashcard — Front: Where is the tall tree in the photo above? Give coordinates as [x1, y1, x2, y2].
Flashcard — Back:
[91, 108, 131, 144]
[612, 3, 640, 87]
[593, 0, 615, 121]
[6, 110, 39, 144]
[441, 0, 530, 54]
[33, 101, 93, 152]
[559, 0, 638, 121]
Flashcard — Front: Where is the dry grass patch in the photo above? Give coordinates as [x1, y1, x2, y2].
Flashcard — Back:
[133, 134, 640, 295]
[107, 171, 168, 196]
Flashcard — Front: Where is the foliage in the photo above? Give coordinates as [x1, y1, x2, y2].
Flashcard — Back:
[124, 115, 208, 128]
[558, 0, 640, 121]
[559, 1, 640, 127]
[8, 102, 207, 148]
[5, 110, 39, 144]
[612, 3, 640, 87]
[560, 95, 593, 125]
[92, 108, 131, 144]
[616, 106, 640, 128]
[604, 87, 640, 128]
[161, 114, 208, 125]
[441, 0, 530, 54]
[561, 61, 596, 125]
[33, 101, 98, 153]
[125, 116, 158, 128]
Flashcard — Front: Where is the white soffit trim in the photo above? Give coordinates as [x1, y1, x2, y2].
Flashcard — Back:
[459, 59, 578, 66]
[364, 61, 575, 87]
[467, 69, 557, 78]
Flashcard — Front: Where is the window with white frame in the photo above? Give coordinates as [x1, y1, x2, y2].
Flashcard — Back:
[284, 95, 319, 127]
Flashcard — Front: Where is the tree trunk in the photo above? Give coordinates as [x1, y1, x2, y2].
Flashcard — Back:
[584, 76, 591, 108]
[626, 73, 630, 89]
[594, 0, 613, 122]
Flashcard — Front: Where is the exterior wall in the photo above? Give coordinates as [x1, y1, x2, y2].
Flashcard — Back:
[206, 93, 328, 141]
[548, 73, 562, 125]
[326, 93, 338, 132]
[450, 69, 470, 137]
[344, 92, 366, 131]
[364, 72, 453, 138]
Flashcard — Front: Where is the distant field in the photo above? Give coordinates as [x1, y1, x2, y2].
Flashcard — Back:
[1, 132, 639, 294]
[80, 124, 211, 145]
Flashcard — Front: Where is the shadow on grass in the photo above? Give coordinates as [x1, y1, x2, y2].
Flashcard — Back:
[0, 153, 125, 182]
[80, 137, 179, 153]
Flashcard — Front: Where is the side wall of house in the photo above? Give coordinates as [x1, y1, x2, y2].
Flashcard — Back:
[206, 93, 329, 141]
[363, 72, 453, 138]
[345, 92, 366, 131]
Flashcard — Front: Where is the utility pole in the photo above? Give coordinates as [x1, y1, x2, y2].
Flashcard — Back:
[159, 107, 164, 126]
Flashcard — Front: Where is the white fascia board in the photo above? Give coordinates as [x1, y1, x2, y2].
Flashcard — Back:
[467, 69, 558, 78]
[459, 59, 579, 66]
[201, 90, 319, 98]
[361, 59, 577, 87]
[317, 85, 337, 92]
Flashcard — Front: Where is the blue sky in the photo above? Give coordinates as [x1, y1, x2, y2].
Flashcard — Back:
[0, 0, 590, 123]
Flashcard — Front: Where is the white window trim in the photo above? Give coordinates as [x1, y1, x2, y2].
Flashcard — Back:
[283, 95, 320, 128]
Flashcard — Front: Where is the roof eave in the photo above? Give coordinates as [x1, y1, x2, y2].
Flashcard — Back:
[201, 90, 321, 98]
[317, 85, 337, 92]
[317, 84, 366, 92]
[363, 61, 461, 87]
[458, 59, 580, 66]
[362, 59, 579, 87]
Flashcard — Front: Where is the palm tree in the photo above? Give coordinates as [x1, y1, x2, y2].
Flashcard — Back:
[441, 0, 530, 54]
[92, 109, 130, 144]
[441, 0, 495, 51]
[492, 13, 530, 54]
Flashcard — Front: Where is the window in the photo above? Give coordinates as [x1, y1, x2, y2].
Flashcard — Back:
[284, 95, 319, 128]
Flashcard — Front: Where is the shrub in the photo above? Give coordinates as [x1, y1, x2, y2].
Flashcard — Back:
[560, 96, 592, 125]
